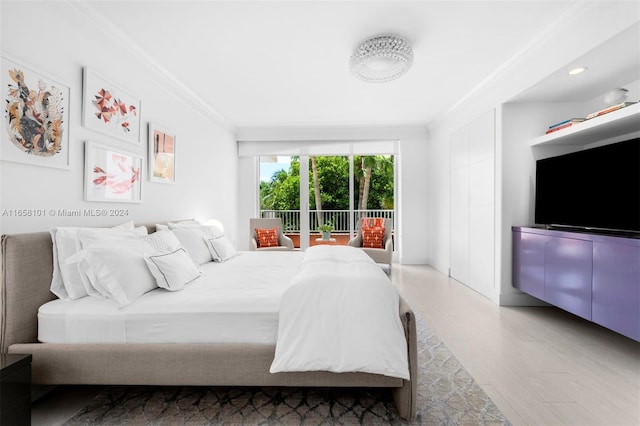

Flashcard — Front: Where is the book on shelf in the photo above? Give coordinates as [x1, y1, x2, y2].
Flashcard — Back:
[585, 101, 636, 120]
[547, 117, 586, 130]
[545, 121, 581, 134]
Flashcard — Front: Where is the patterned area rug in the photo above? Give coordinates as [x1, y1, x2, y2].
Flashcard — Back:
[65, 314, 510, 425]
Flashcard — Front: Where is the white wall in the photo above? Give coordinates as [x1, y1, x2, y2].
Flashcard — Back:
[426, 2, 640, 304]
[0, 2, 238, 237]
[397, 136, 429, 264]
[236, 156, 259, 250]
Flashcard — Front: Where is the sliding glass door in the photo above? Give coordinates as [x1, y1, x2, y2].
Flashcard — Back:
[259, 154, 394, 249]
[308, 155, 350, 246]
[353, 155, 395, 223]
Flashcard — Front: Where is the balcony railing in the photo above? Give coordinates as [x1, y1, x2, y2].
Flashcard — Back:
[260, 209, 394, 234]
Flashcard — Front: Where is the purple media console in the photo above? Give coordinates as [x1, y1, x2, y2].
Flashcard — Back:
[512, 226, 640, 341]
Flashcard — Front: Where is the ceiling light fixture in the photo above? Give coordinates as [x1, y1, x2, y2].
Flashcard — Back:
[349, 34, 413, 83]
[568, 66, 588, 75]
[604, 88, 629, 106]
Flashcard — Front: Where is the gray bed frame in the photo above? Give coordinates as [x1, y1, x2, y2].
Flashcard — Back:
[0, 225, 417, 420]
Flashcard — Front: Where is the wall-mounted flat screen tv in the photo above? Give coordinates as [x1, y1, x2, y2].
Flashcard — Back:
[535, 138, 640, 236]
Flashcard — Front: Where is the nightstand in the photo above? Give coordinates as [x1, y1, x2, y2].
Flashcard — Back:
[1, 354, 32, 426]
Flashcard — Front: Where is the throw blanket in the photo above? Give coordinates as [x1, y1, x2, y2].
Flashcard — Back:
[270, 245, 410, 380]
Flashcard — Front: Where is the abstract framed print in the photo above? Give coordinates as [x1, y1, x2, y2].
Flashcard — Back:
[82, 67, 141, 144]
[84, 142, 143, 203]
[1, 56, 70, 169]
[148, 122, 176, 183]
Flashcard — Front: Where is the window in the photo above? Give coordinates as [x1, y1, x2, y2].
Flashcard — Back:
[259, 154, 394, 249]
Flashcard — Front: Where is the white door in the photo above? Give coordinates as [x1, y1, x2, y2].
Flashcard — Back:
[450, 110, 495, 299]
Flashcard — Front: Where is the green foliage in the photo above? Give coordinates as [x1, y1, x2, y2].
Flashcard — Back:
[317, 222, 334, 232]
[260, 155, 393, 211]
[260, 160, 301, 210]
[312, 156, 349, 210]
[353, 155, 394, 209]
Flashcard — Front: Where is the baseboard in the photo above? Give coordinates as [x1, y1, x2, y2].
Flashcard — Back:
[498, 292, 550, 307]
[424, 261, 448, 275]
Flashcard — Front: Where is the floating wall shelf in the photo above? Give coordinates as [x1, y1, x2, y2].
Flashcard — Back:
[531, 102, 640, 147]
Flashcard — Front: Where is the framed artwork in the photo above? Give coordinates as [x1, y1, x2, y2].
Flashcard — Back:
[148, 122, 176, 183]
[84, 142, 143, 203]
[1, 56, 70, 169]
[82, 67, 141, 144]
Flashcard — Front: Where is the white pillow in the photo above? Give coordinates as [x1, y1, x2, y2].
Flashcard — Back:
[73, 227, 151, 297]
[53, 226, 148, 300]
[168, 221, 224, 237]
[78, 226, 148, 248]
[171, 227, 221, 265]
[155, 220, 199, 232]
[73, 231, 181, 299]
[49, 227, 74, 299]
[204, 235, 237, 262]
[76, 258, 110, 299]
[113, 220, 135, 231]
[144, 248, 202, 291]
[166, 220, 201, 229]
[68, 238, 159, 307]
[140, 230, 183, 253]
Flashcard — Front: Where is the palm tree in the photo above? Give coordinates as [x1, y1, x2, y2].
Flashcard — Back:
[356, 155, 394, 214]
[310, 156, 323, 228]
[356, 156, 377, 211]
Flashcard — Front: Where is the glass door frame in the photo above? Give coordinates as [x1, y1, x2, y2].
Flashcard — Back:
[257, 153, 396, 252]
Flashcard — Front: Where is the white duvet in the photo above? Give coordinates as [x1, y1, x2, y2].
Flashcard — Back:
[270, 245, 410, 380]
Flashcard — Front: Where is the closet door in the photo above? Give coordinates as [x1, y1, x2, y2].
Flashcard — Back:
[450, 110, 495, 299]
[468, 111, 495, 299]
[450, 126, 470, 285]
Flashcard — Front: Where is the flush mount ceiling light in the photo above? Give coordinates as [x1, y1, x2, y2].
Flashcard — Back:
[349, 34, 413, 83]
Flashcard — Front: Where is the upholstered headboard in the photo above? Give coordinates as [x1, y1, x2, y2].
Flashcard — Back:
[0, 224, 158, 352]
[1, 232, 55, 352]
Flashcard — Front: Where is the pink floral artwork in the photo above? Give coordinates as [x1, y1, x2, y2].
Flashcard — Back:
[85, 142, 142, 203]
[92, 88, 137, 133]
[82, 68, 141, 144]
[92, 153, 140, 195]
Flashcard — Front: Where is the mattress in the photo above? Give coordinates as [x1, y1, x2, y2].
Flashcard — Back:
[38, 251, 305, 344]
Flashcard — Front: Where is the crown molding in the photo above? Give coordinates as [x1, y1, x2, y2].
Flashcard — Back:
[67, 0, 236, 135]
[430, 0, 596, 126]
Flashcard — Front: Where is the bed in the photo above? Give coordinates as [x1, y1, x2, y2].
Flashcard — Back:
[0, 224, 417, 420]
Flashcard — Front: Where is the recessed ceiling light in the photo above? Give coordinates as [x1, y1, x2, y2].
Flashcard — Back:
[568, 66, 588, 75]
